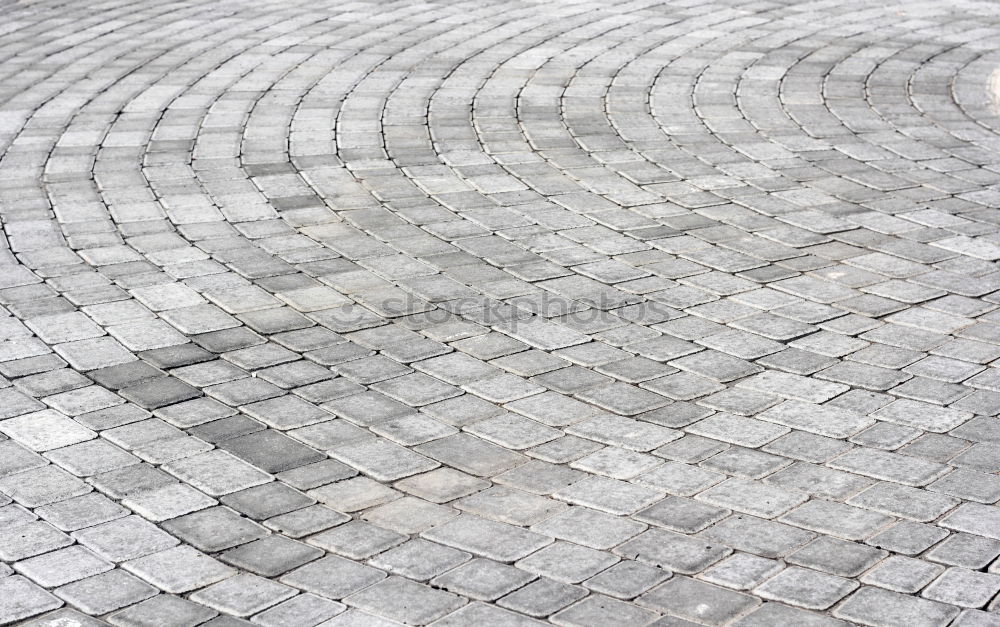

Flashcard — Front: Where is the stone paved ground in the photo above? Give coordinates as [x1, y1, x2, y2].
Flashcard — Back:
[3, 0, 1000, 625]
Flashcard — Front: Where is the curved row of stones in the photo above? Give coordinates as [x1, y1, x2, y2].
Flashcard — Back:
[3, 0, 1000, 625]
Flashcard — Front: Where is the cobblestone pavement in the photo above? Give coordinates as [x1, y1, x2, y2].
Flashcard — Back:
[4, 0, 1000, 625]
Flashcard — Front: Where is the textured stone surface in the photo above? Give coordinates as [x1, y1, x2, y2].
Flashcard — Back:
[3, 0, 1000, 624]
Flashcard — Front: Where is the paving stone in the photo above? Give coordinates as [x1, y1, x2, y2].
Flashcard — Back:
[431, 557, 535, 600]
[515, 540, 618, 584]
[926, 533, 1000, 569]
[615, 528, 731, 574]
[0, 576, 63, 624]
[123, 546, 236, 593]
[249, 593, 345, 627]
[433, 602, 547, 626]
[860, 555, 945, 593]
[554, 475, 663, 515]
[531, 506, 646, 550]
[550, 595, 659, 627]
[161, 506, 267, 552]
[731, 602, 849, 627]
[834, 586, 960, 627]
[849, 482, 959, 522]
[0, 521, 73, 561]
[0, 410, 96, 451]
[498, 577, 588, 618]
[756, 400, 872, 439]
[221, 535, 324, 577]
[34, 492, 128, 531]
[785, 535, 888, 577]
[780, 499, 894, 541]
[701, 553, 783, 591]
[162, 450, 271, 496]
[55, 569, 158, 615]
[72, 515, 178, 562]
[343, 576, 465, 624]
[421, 514, 552, 562]
[699, 515, 816, 559]
[21, 608, 110, 627]
[637, 576, 759, 625]
[189, 573, 297, 617]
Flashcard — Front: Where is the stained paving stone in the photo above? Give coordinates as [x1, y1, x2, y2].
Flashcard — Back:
[2, 1, 1000, 624]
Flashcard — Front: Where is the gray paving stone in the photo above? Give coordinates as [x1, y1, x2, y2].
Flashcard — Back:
[220, 535, 323, 578]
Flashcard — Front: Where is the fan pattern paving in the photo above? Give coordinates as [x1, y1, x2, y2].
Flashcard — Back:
[3, 0, 1000, 625]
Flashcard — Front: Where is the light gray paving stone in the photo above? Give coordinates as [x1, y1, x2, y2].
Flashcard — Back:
[123, 546, 236, 593]
[189, 573, 297, 617]
[700, 553, 783, 591]
[21, 608, 110, 627]
[343, 576, 465, 625]
[927, 533, 1000, 569]
[550, 595, 659, 627]
[834, 586, 960, 627]
[756, 400, 872, 439]
[0, 576, 63, 624]
[615, 528, 731, 574]
[55, 569, 158, 615]
[849, 482, 960, 522]
[861, 555, 945, 593]
[432, 602, 547, 626]
[497, 577, 588, 618]
[162, 450, 271, 496]
[637, 576, 759, 625]
[431, 557, 535, 600]
[421, 514, 552, 562]
[250, 593, 345, 627]
[13, 545, 113, 587]
[731, 602, 849, 626]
